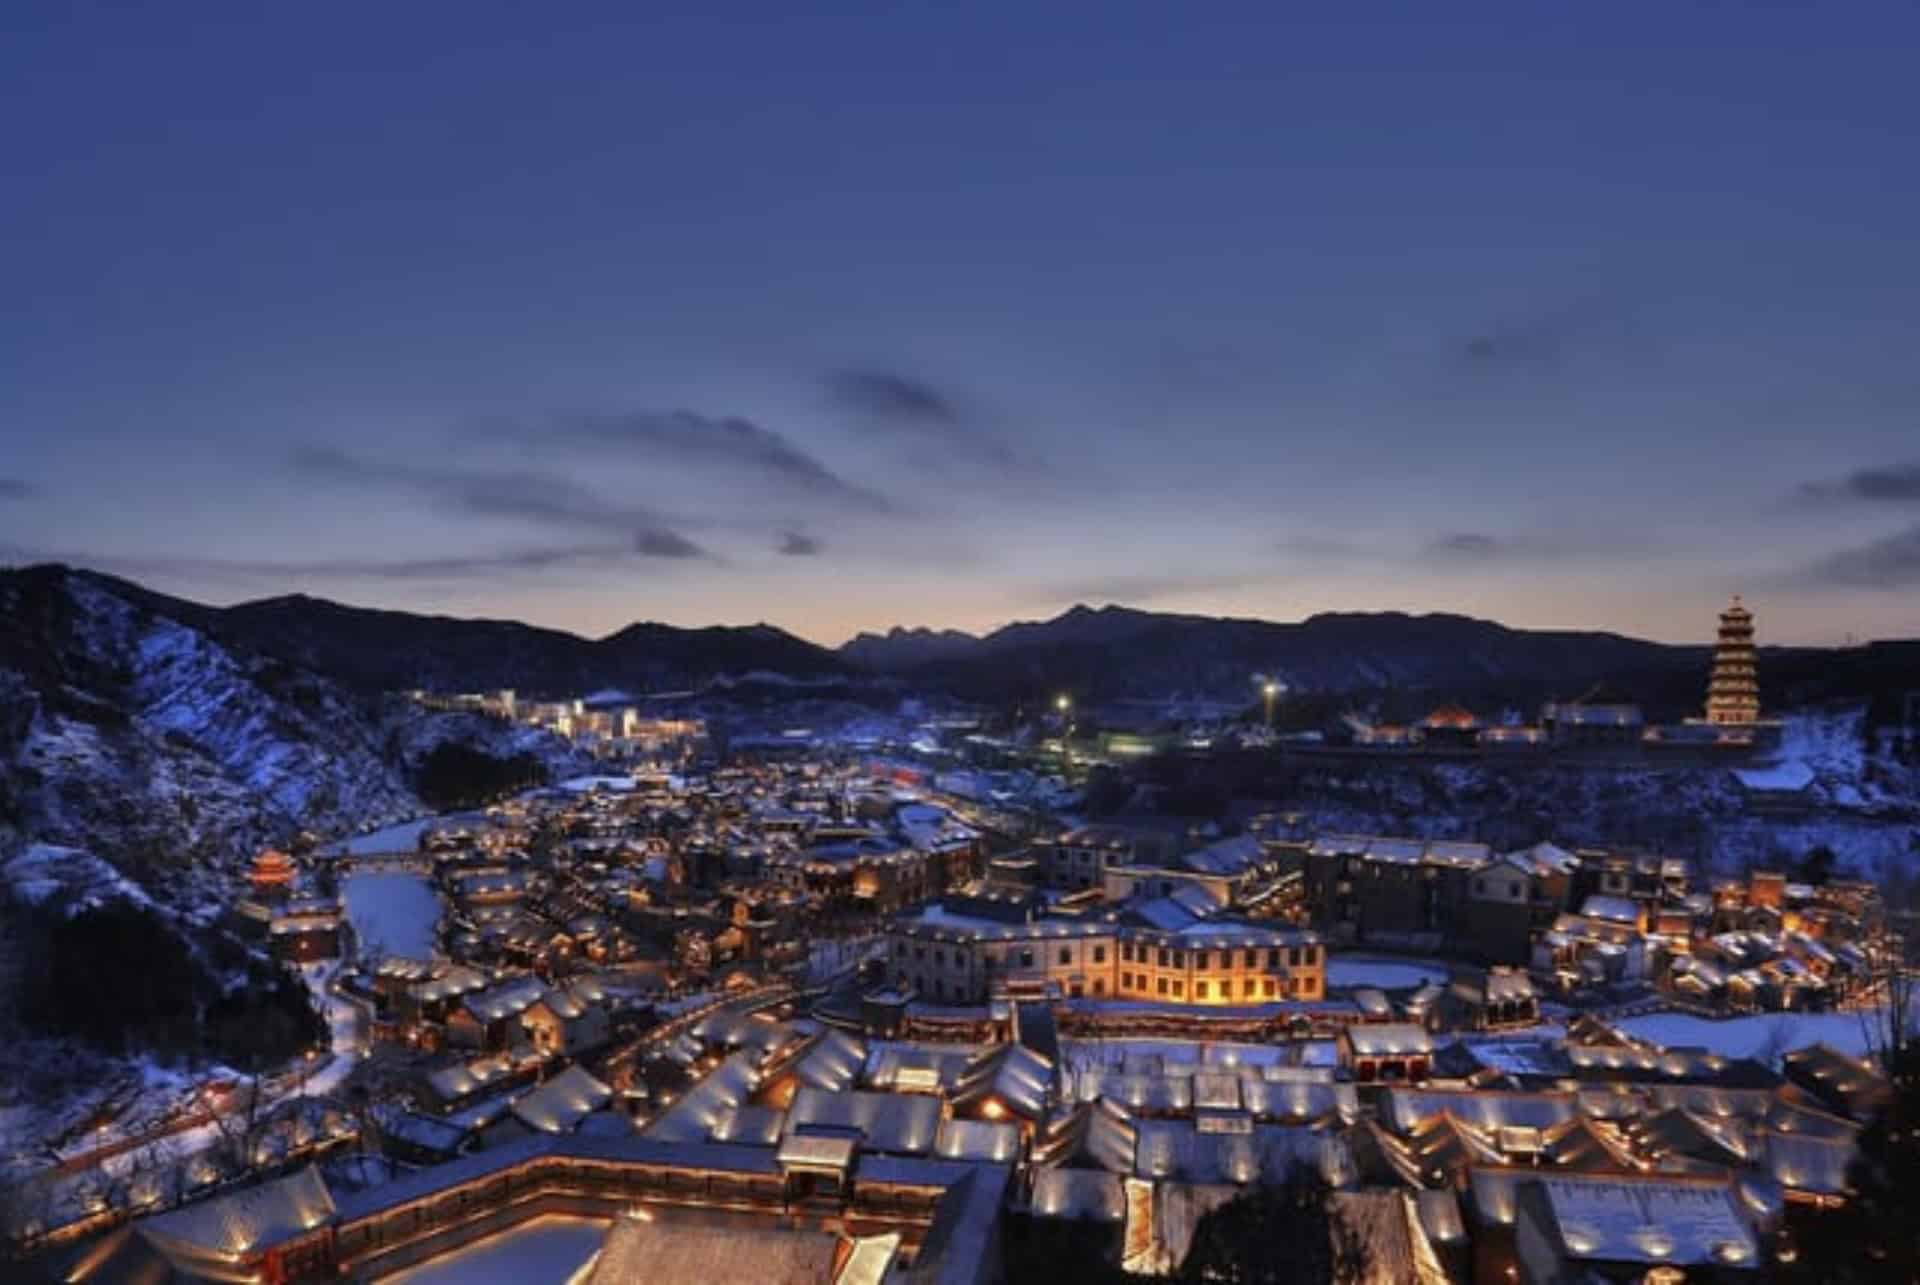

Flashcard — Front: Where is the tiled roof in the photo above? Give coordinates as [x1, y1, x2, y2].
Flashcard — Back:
[141, 1165, 334, 1258]
[511, 1065, 613, 1135]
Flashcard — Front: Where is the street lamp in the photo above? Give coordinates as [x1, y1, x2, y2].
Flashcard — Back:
[1054, 695, 1074, 761]
[1259, 678, 1286, 728]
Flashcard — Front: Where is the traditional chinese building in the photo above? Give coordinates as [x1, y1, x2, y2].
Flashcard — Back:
[249, 848, 298, 898]
[1705, 594, 1762, 725]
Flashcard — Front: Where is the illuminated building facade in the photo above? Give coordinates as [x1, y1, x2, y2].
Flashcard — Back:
[1705, 595, 1761, 725]
[886, 902, 1324, 1006]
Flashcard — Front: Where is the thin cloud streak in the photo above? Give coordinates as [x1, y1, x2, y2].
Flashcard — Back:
[525, 410, 898, 512]
[1427, 532, 1504, 559]
[1457, 299, 1652, 373]
[0, 540, 669, 584]
[290, 446, 715, 559]
[1028, 570, 1278, 607]
[1416, 529, 1658, 564]
[1799, 462, 1920, 503]
[828, 370, 960, 424]
[1792, 523, 1920, 589]
[1275, 535, 1365, 559]
[825, 368, 1017, 468]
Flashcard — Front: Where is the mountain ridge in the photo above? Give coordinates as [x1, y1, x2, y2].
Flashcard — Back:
[12, 563, 1910, 711]
[0, 564, 588, 914]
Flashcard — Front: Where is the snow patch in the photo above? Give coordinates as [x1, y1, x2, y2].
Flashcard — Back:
[2, 844, 155, 914]
[558, 774, 638, 794]
[1326, 956, 1448, 990]
[322, 817, 436, 857]
[1615, 1010, 1889, 1060]
[342, 871, 443, 960]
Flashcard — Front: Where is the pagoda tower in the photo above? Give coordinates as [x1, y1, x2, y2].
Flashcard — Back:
[1704, 595, 1761, 725]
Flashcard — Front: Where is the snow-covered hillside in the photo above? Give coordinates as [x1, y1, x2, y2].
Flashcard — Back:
[0, 567, 583, 917]
[1277, 710, 1918, 880]
[3, 843, 155, 914]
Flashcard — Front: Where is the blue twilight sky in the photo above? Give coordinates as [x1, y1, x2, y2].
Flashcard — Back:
[3, 2, 1918, 646]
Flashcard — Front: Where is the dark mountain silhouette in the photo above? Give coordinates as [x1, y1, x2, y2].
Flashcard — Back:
[9, 565, 1910, 713]
[68, 569, 849, 695]
[841, 602, 1710, 706]
[839, 626, 986, 672]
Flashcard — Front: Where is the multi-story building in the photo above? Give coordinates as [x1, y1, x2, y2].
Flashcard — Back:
[1539, 685, 1645, 747]
[762, 838, 937, 911]
[1043, 824, 1176, 891]
[884, 885, 1324, 1006]
[1302, 835, 1488, 948]
[1101, 834, 1279, 916]
[1458, 861, 1536, 966]
[1704, 594, 1761, 725]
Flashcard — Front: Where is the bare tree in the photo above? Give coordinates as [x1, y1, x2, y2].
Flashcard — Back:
[153, 1144, 190, 1214]
[0, 1165, 68, 1261]
[290, 1043, 319, 1102]
[208, 1076, 271, 1176]
[1178, 1163, 1368, 1285]
[1858, 944, 1917, 1073]
[345, 1082, 381, 1158]
[1756, 1015, 1797, 1071]
[119, 1138, 172, 1214]
[356, 933, 391, 974]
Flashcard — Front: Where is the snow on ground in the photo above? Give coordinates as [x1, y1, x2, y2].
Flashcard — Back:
[1774, 710, 1868, 783]
[2, 843, 154, 912]
[1759, 709, 1920, 821]
[1615, 1011, 1883, 1060]
[1298, 1040, 1340, 1067]
[805, 937, 881, 985]
[323, 817, 436, 857]
[1060, 1039, 1294, 1069]
[1462, 1029, 1573, 1077]
[301, 960, 369, 1098]
[342, 871, 443, 959]
[1326, 956, 1448, 990]
[380, 1214, 608, 1284]
[1731, 761, 1817, 792]
[1714, 815, 1919, 883]
[42, 960, 367, 1213]
[557, 774, 638, 794]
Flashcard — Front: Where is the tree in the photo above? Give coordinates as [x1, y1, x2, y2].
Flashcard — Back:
[1081, 768, 1133, 818]
[1782, 1040, 1920, 1283]
[1004, 1214, 1139, 1285]
[209, 1076, 272, 1176]
[414, 742, 545, 810]
[1756, 1015, 1797, 1071]
[1795, 845, 1839, 887]
[1857, 951, 1916, 1074]
[0, 1167, 61, 1261]
[345, 1082, 382, 1158]
[20, 900, 202, 1056]
[1178, 1166, 1367, 1285]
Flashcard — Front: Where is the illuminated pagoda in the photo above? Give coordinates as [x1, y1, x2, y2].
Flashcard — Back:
[1704, 595, 1761, 725]
[249, 847, 297, 894]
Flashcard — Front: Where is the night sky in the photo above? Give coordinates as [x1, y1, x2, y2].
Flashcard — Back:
[4, 3, 1917, 646]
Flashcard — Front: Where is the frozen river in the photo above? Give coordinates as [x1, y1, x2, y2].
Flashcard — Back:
[322, 816, 437, 857]
[343, 870, 443, 960]
[1325, 956, 1449, 990]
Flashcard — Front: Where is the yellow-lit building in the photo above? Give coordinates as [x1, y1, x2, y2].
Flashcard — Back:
[885, 900, 1323, 1007]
